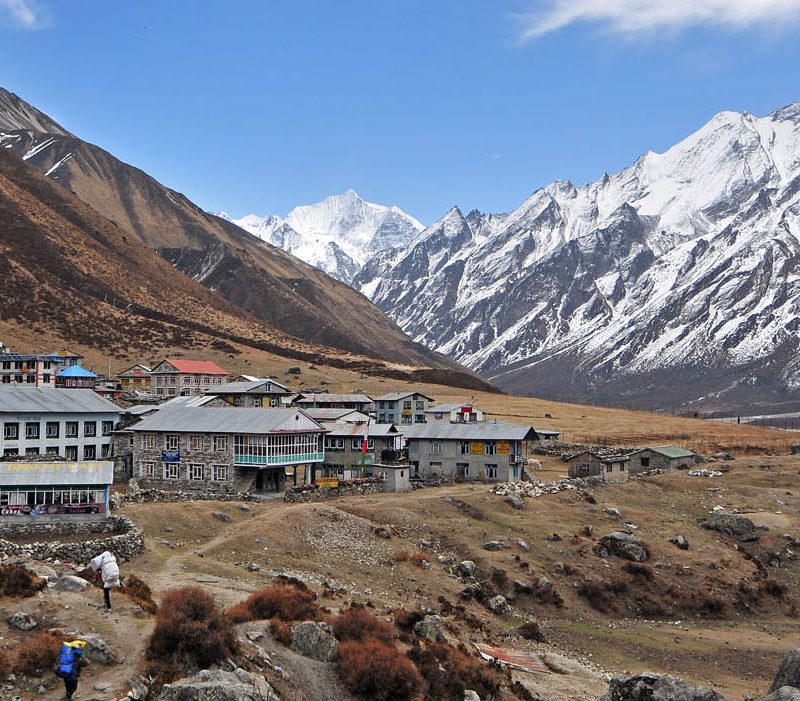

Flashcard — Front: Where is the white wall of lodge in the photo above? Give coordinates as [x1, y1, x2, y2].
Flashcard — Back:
[0, 412, 119, 461]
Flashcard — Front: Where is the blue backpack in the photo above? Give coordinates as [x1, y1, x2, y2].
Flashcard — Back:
[55, 644, 81, 679]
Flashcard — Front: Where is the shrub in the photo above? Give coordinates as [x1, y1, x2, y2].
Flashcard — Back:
[270, 620, 293, 646]
[622, 562, 654, 581]
[337, 640, 422, 701]
[228, 586, 319, 623]
[394, 550, 410, 562]
[0, 564, 45, 597]
[393, 608, 424, 631]
[0, 648, 10, 673]
[122, 574, 158, 614]
[146, 587, 236, 673]
[332, 606, 395, 645]
[13, 630, 62, 674]
[410, 552, 431, 568]
[517, 621, 546, 642]
[577, 580, 627, 612]
[409, 642, 501, 700]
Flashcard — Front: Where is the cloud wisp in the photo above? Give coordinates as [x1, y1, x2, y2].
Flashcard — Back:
[0, 0, 44, 29]
[517, 0, 800, 40]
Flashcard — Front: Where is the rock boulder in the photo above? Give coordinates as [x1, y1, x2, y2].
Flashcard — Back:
[596, 532, 649, 562]
[291, 621, 338, 662]
[601, 673, 727, 700]
[699, 514, 759, 542]
[156, 669, 277, 700]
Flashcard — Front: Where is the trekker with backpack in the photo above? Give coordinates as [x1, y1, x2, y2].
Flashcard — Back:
[55, 640, 88, 700]
[89, 550, 122, 610]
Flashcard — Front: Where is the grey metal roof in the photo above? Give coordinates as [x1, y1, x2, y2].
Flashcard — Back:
[402, 421, 537, 441]
[124, 404, 159, 416]
[374, 391, 434, 402]
[206, 380, 292, 396]
[296, 393, 374, 404]
[633, 445, 696, 459]
[534, 428, 560, 437]
[303, 408, 370, 422]
[324, 423, 401, 438]
[0, 387, 121, 415]
[130, 407, 327, 435]
[159, 395, 218, 409]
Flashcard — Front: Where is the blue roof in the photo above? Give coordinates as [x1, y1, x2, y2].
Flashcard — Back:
[56, 365, 97, 378]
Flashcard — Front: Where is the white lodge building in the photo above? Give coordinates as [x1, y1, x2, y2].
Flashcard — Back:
[0, 387, 121, 461]
[129, 407, 327, 493]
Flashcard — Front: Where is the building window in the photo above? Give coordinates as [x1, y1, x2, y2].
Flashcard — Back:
[3, 422, 18, 440]
[141, 461, 155, 478]
[325, 437, 345, 451]
[190, 434, 203, 451]
[456, 463, 469, 477]
[46, 446, 59, 456]
[183, 376, 191, 384]
[3, 448, 18, 456]
[42, 374, 51, 384]
[65, 421, 78, 438]
[84, 445, 96, 460]
[102, 421, 114, 436]
[203, 376, 210, 384]
[24, 422, 39, 439]
[485, 464, 498, 479]
[459, 441, 470, 454]
[165, 434, 180, 451]
[512, 466, 519, 479]
[1, 376, 9, 384]
[46, 421, 59, 438]
[414, 414, 425, 423]
[128, 435, 134, 448]
[577, 462, 591, 474]
[350, 438, 374, 451]
[143, 433, 157, 449]
[484, 441, 497, 455]
[640, 457, 650, 468]
[429, 442, 442, 455]
[190, 463, 204, 480]
[101, 444, 111, 458]
[164, 462, 180, 479]
[606, 463, 612, 472]
[213, 435, 228, 451]
[415, 400, 424, 410]
[403, 401, 412, 410]
[25, 447, 39, 456]
[84, 421, 97, 437]
[212, 464, 228, 481]
[65, 446, 78, 461]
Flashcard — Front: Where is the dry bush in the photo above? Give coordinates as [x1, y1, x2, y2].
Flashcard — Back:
[122, 574, 158, 614]
[270, 620, 293, 646]
[0, 564, 45, 597]
[13, 630, 62, 674]
[393, 608, 424, 631]
[409, 642, 501, 700]
[0, 648, 12, 674]
[394, 550, 410, 562]
[228, 586, 319, 623]
[577, 580, 627, 612]
[332, 606, 395, 645]
[337, 640, 422, 701]
[410, 552, 431, 567]
[622, 562, 654, 581]
[146, 586, 236, 675]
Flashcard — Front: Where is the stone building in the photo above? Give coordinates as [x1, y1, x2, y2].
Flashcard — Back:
[150, 358, 229, 397]
[628, 445, 697, 474]
[206, 379, 293, 408]
[0, 346, 83, 389]
[128, 407, 327, 493]
[320, 423, 402, 480]
[116, 364, 152, 393]
[565, 451, 630, 483]
[0, 387, 120, 462]
[374, 391, 433, 425]
[423, 402, 485, 424]
[403, 421, 534, 482]
[293, 393, 374, 413]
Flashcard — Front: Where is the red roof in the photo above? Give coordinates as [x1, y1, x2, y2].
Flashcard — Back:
[161, 358, 229, 375]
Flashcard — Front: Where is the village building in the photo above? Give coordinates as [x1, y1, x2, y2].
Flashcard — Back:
[293, 393, 374, 413]
[564, 451, 630, 483]
[128, 407, 327, 493]
[0, 387, 121, 462]
[628, 445, 697, 473]
[374, 391, 434, 425]
[206, 378, 293, 408]
[0, 455, 114, 522]
[320, 423, 403, 480]
[424, 402, 485, 423]
[303, 408, 371, 424]
[403, 421, 534, 482]
[55, 365, 97, 389]
[116, 364, 152, 393]
[0, 346, 83, 389]
[150, 358, 229, 397]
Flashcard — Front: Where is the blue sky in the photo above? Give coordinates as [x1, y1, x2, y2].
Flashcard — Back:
[1, 0, 799, 223]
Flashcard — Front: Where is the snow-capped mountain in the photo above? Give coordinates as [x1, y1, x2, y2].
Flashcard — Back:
[232, 190, 424, 282]
[354, 104, 800, 411]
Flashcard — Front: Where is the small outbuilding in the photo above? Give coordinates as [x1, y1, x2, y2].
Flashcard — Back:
[628, 445, 697, 474]
[565, 451, 629, 483]
[369, 463, 411, 493]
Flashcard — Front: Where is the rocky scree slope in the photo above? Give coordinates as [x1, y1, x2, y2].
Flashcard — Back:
[354, 104, 800, 412]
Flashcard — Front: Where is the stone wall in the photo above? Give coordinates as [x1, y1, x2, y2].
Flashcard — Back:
[284, 477, 383, 503]
[0, 515, 144, 564]
[115, 484, 259, 505]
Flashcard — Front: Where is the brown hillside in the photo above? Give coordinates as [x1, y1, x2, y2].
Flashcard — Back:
[0, 148, 494, 393]
[0, 87, 469, 371]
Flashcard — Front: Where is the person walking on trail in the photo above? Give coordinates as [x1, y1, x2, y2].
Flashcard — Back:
[89, 550, 122, 610]
[55, 639, 88, 700]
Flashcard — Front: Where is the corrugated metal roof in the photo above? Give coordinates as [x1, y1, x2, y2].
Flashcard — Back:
[0, 460, 114, 486]
[324, 423, 401, 437]
[296, 393, 373, 404]
[304, 408, 370, 422]
[56, 365, 97, 378]
[156, 359, 229, 375]
[206, 380, 292, 395]
[402, 421, 536, 441]
[638, 445, 696, 459]
[130, 407, 327, 435]
[159, 395, 218, 409]
[0, 387, 121, 415]
[373, 391, 434, 401]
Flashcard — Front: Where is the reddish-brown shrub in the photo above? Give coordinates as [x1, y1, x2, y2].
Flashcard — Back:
[270, 620, 293, 646]
[13, 630, 62, 674]
[394, 608, 425, 631]
[332, 606, 395, 645]
[394, 550, 410, 562]
[0, 564, 45, 597]
[0, 648, 10, 673]
[228, 586, 319, 623]
[410, 552, 431, 567]
[122, 574, 158, 614]
[409, 642, 501, 700]
[337, 640, 422, 701]
[146, 587, 236, 672]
